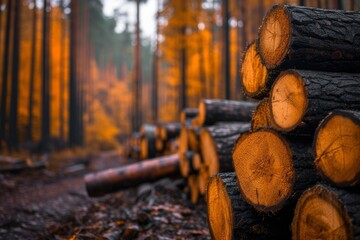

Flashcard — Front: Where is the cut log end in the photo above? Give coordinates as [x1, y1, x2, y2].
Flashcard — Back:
[197, 101, 207, 126]
[207, 175, 233, 240]
[251, 99, 275, 131]
[270, 70, 307, 131]
[241, 41, 268, 97]
[232, 129, 295, 212]
[198, 164, 209, 195]
[259, 5, 291, 69]
[200, 130, 219, 176]
[292, 185, 353, 240]
[315, 111, 360, 186]
[188, 174, 199, 204]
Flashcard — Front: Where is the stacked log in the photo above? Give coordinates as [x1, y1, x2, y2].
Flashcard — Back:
[205, 4, 360, 239]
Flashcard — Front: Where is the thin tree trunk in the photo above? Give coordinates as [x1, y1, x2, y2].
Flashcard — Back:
[59, 0, 65, 140]
[8, 0, 20, 152]
[0, 0, 12, 142]
[223, 0, 230, 99]
[27, 0, 37, 142]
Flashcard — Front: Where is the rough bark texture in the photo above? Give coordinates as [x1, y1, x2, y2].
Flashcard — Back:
[259, 5, 360, 72]
[275, 70, 360, 130]
[292, 184, 360, 240]
[85, 154, 180, 197]
[202, 123, 250, 174]
[207, 172, 290, 240]
[199, 99, 257, 126]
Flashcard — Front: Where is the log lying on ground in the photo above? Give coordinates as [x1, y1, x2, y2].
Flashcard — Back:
[258, 5, 360, 72]
[292, 184, 360, 240]
[207, 172, 290, 240]
[241, 41, 278, 98]
[140, 125, 157, 159]
[201, 123, 250, 176]
[314, 110, 360, 187]
[85, 154, 180, 197]
[232, 128, 318, 212]
[197, 99, 257, 126]
[270, 70, 360, 132]
[180, 108, 199, 123]
[159, 122, 182, 140]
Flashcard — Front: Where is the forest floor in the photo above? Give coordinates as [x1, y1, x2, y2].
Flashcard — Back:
[0, 152, 210, 239]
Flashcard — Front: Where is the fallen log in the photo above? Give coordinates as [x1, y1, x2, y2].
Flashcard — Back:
[270, 70, 360, 132]
[180, 108, 199, 123]
[140, 125, 157, 159]
[85, 154, 180, 197]
[232, 128, 318, 212]
[258, 5, 360, 72]
[159, 122, 182, 140]
[292, 184, 360, 240]
[207, 172, 290, 240]
[197, 99, 257, 126]
[201, 123, 250, 176]
[241, 41, 278, 98]
[314, 110, 360, 187]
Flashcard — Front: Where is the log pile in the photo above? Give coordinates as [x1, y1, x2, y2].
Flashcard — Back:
[206, 5, 360, 239]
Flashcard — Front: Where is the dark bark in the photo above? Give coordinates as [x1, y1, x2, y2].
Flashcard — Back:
[200, 99, 257, 126]
[223, 0, 230, 99]
[160, 122, 182, 140]
[8, 0, 21, 152]
[259, 5, 360, 72]
[27, 0, 37, 142]
[202, 123, 250, 174]
[85, 154, 180, 197]
[0, 0, 12, 141]
[207, 173, 290, 240]
[281, 70, 360, 130]
[179, 1, 187, 112]
[180, 108, 199, 123]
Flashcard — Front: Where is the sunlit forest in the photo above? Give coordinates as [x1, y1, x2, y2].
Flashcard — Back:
[0, 0, 359, 154]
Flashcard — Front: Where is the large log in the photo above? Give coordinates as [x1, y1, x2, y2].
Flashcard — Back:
[197, 99, 257, 126]
[241, 41, 278, 98]
[207, 172, 290, 240]
[292, 184, 360, 240]
[314, 110, 360, 187]
[85, 154, 180, 197]
[232, 128, 318, 212]
[270, 70, 360, 132]
[258, 5, 360, 72]
[200, 123, 250, 176]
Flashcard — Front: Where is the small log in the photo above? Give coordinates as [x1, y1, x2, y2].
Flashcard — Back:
[188, 127, 201, 152]
[180, 108, 199, 123]
[241, 41, 278, 98]
[200, 123, 250, 176]
[292, 184, 360, 240]
[179, 151, 199, 177]
[140, 125, 157, 160]
[85, 154, 180, 197]
[270, 70, 360, 132]
[188, 174, 199, 204]
[251, 98, 275, 131]
[155, 138, 165, 153]
[198, 163, 209, 195]
[232, 128, 318, 212]
[314, 110, 360, 187]
[258, 5, 360, 72]
[197, 99, 257, 126]
[207, 172, 290, 240]
[159, 122, 182, 140]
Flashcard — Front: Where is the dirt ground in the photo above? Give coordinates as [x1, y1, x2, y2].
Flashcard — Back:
[0, 153, 210, 239]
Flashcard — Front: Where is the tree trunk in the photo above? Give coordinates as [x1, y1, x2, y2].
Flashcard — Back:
[314, 110, 360, 187]
[270, 69, 360, 132]
[200, 123, 250, 176]
[222, 0, 230, 99]
[207, 172, 290, 240]
[8, 0, 21, 152]
[59, 0, 65, 140]
[232, 128, 318, 212]
[241, 41, 278, 98]
[258, 5, 360, 72]
[85, 154, 180, 197]
[292, 184, 360, 240]
[27, 0, 37, 142]
[0, 0, 12, 142]
[197, 99, 257, 126]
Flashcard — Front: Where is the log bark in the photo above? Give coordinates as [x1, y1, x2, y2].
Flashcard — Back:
[258, 5, 360, 72]
[232, 128, 318, 212]
[314, 110, 360, 186]
[85, 154, 180, 197]
[140, 125, 157, 160]
[159, 122, 182, 140]
[197, 99, 257, 126]
[207, 172, 290, 240]
[200, 123, 251, 176]
[180, 108, 199, 123]
[292, 184, 360, 240]
[270, 69, 360, 132]
[241, 41, 279, 98]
